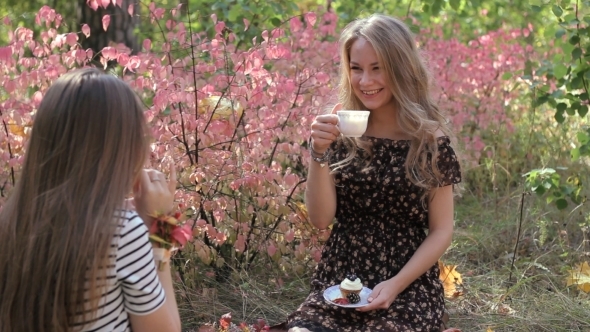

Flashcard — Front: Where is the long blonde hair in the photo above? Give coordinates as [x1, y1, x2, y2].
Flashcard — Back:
[0, 68, 149, 331]
[334, 14, 455, 193]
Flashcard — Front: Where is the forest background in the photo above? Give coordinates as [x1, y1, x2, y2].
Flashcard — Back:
[1, 0, 590, 331]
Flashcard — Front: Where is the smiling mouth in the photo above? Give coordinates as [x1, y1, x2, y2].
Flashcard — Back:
[362, 89, 383, 95]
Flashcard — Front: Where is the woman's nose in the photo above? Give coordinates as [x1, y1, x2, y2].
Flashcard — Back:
[359, 71, 373, 85]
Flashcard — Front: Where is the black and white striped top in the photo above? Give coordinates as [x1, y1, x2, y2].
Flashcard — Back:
[76, 210, 166, 331]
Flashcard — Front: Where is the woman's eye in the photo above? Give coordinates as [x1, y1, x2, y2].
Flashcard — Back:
[373, 67, 380, 70]
[350, 66, 361, 71]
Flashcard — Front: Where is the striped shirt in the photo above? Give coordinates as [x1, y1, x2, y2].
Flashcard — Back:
[76, 210, 166, 331]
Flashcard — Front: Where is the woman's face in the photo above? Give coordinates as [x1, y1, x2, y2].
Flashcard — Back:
[349, 37, 395, 113]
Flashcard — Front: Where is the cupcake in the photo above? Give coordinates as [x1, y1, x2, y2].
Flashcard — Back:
[339, 273, 362, 298]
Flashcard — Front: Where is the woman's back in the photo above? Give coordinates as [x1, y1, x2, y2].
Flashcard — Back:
[0, 68, 180, 332]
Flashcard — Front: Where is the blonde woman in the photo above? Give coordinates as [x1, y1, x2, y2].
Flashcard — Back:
[0, 68, 181, 332]
[285, 14, 461, 331]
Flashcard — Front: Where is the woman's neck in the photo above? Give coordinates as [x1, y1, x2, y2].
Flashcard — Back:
[364, 106, 410, 140]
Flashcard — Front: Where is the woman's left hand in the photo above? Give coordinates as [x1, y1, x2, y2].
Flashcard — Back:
[356, 278, 400, 312]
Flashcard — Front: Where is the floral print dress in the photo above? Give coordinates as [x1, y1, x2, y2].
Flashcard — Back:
[286, 136, 462, 332]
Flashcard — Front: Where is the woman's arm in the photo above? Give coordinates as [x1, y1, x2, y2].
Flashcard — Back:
[305, 152, 337, 230]
[127, 169, 181, 332]
[357, 184, 455, 311]
[128, 261, 181, 332]
[305, 104, 342, 230]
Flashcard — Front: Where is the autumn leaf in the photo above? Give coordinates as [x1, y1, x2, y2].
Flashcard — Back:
[197, 96, 243, 121]
[439, 261, 463, 298]
[566, 261, 590, 293]
[294, 202, 308, 221]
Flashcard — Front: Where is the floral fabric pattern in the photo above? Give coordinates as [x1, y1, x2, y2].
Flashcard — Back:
[287, 136, 462, 332]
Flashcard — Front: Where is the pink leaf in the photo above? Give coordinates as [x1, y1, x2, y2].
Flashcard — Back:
[81, 24, 90, 38]
[267, 243, 277, 257]
[32, 91, 43, 107]
[101, 0, 110, 8]
[243, 18, 250, 31]
[87, 0, 99, 11]
[214, 22, 225, 34]
[170, 224, 193, 248]
[143, 39, 151, 51]
[102, 15, 110, 31]
[0, 46, 12, 62]
[215, 232, 227, 245]
[305, 12, 317, 27]
[66, 33, 78, 46]
[127, 4, 134, 16]
[235, 234, 246, 253]
[211, 13, 217, 24]
[285, 229, 295, 243]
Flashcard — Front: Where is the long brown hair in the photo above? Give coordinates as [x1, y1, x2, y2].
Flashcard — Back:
[0, 68, 149, 331]
[334, 14, 456, 194]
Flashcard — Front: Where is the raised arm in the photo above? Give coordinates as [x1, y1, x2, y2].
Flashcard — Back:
[128, 169, 181, 332]
[305, 105, 341, 230]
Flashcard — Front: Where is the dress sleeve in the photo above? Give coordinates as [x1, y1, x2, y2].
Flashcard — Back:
[116, 211, 166, 315]
[436, 138, 462, 187]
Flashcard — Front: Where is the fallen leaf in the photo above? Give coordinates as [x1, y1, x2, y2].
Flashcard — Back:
[439, 261, 463, 298]
[566, 261, 590, 293]
[198, 324, 215, 332]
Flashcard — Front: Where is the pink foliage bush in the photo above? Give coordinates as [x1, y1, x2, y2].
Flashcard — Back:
[422, 24, 534, 161]
[0, 4, 534, 271]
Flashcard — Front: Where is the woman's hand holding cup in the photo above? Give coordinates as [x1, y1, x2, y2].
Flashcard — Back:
[310, 104, 342, 154]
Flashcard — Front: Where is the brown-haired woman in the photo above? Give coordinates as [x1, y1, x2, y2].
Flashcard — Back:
[0, 68, 181, 332]
[284, 14, 462, 332]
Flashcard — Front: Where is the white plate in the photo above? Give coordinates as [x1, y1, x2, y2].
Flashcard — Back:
[323, 285, 372, 308]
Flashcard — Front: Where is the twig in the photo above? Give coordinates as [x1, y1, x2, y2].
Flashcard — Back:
[508, 188, 526, 284]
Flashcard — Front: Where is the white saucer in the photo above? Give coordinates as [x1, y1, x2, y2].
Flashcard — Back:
[323, 285, 372, 308]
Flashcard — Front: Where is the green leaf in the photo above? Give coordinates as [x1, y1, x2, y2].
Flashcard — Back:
[566, 107, 576, 116]
[431, 0, 443, 15]
[556, 102, 568, 112]
[552, 5, 563, 17]
[572, 47, 582, 60]
[450, 0, 461, 10]
[535, 185, 547, 195]
[502, 72, 513, 80]
[556, 198, 568, 210]
[555, 111, 566, 123]
[569, 34, 580, 45]
[553, 63, 568, 79]
[228, 5, 241, 22]
[270, 17, 281, 27]
[555, 29, 566, 38]
[571, 147, 581, 161]
[571, 77, 583, 89]
[578, 131, 590, 144]
[578, 105, 589, 117]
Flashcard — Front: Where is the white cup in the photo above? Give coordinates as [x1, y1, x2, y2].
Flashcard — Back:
[337, 110, 370, 137]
